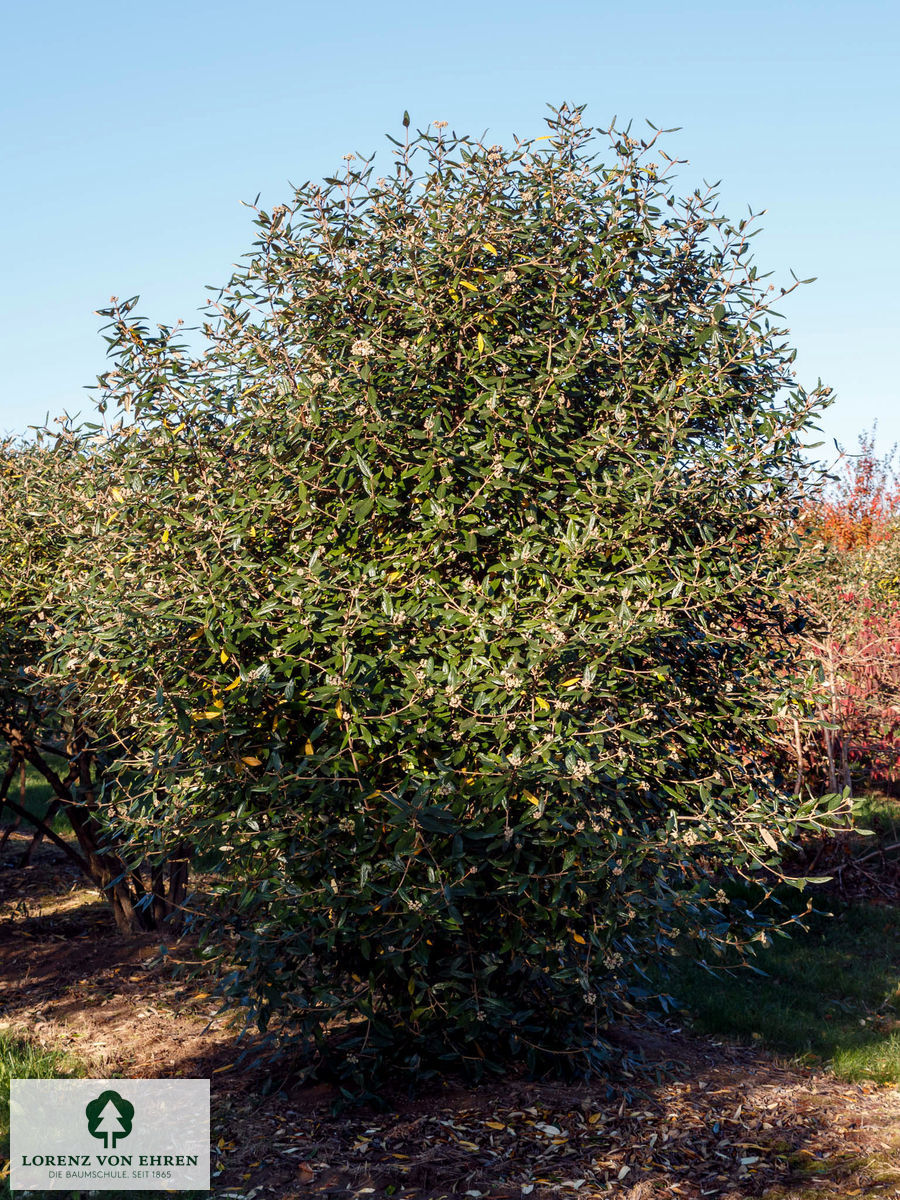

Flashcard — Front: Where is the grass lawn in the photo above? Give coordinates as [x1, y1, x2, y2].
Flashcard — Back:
[0, 1033, 81, 1198]
[661, 793, 900, 1083]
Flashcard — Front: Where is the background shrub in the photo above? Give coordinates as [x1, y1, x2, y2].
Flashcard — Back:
[793, 432, 900, 793]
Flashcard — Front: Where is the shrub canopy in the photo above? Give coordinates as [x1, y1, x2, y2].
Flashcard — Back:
[10, 105, 848, 1093]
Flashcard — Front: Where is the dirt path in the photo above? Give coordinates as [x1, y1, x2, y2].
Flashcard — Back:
[2, 835, 900, 1198]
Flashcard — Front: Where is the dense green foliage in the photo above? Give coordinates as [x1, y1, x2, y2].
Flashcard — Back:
[0, 106, 850, 1093]
[0, 447, 187, 930]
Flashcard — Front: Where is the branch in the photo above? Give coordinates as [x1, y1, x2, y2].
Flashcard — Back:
[0, 794, 91, 874]
[830, 839, 900, 876]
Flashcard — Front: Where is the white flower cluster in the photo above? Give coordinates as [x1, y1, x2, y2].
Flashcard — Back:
[351, 338, 374, 357]
[500, 669, 520, 691]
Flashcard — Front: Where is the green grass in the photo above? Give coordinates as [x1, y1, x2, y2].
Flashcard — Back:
[1, 1032, 83, 1197]
[661, 793, 900, 1084]
[664, 901, 900, 1082]
[853, 790, 900, 846]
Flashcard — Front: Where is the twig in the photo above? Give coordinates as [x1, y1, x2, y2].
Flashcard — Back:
[830, 840, 900, 876]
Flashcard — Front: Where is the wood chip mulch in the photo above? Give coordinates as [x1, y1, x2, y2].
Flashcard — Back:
[206, 1038, 900, 1199]
[3, 835, 900, 1198]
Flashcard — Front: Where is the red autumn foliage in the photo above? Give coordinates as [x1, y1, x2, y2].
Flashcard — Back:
[797, 429, 900, 793]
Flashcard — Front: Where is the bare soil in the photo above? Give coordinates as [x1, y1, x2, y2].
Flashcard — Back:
[2, 834, 900, 1199]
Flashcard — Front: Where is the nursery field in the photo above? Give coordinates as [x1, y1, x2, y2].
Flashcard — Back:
[2, 803, 900, 1200]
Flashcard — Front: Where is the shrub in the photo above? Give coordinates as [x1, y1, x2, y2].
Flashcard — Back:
[35, 105, 847, 1093]
[794, 432, 900, 792]
[0, 441, 187, 931]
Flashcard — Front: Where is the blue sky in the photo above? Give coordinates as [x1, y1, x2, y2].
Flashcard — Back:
[2, 0, 896, 465]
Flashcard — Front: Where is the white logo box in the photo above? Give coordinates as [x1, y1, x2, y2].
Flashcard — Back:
[10, 1079, 209, 1191]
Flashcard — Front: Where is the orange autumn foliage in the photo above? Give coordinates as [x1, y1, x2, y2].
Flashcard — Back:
[804, 428, 900, 552]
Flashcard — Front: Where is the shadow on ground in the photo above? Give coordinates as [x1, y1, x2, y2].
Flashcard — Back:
[2, 833, 899, 1199]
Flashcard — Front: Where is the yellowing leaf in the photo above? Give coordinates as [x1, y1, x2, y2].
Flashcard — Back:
[617, 827, 624, 836]
[761, 828, 779, 852]
[224, 677, 241, 691]
[213, 697, 224, 709]
[561, 676, 581, 688]
[476, 331, 485, 353]
[386, 570, 401, 582]
[304, 738, 314, 755]
[220, 649, 229, 664]
[173, 468, 180, 483]
[572, 931, 586, 945]
[522, 789, 540, 805]
[161, 527, 170, 544]
[459, 280, 478, 291]
[335, 700, 344, 719]
[536, 696, 550, 711]
[482, 242, 499, 255]
[201, 710, 222, 720]
[241, 756, 263, 767]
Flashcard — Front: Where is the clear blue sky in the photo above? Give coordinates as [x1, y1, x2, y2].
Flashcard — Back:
[2, 0, 897, 463]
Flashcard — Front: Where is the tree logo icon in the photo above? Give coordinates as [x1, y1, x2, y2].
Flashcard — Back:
[85, 1090, 135, 1149]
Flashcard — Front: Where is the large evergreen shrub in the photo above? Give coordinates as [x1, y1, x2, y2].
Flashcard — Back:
[36, 105, 847, 1093]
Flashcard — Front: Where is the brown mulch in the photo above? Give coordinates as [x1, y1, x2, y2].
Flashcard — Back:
[2, 833, 900, 1198]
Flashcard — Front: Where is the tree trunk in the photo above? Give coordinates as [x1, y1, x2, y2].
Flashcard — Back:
[2, 730, 189, 935]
